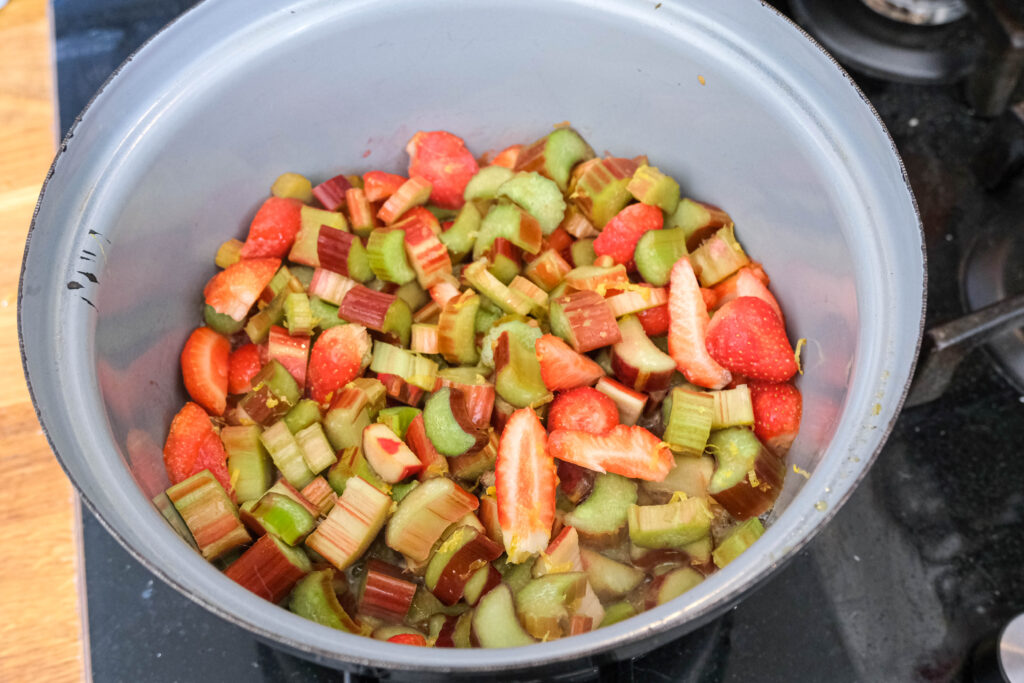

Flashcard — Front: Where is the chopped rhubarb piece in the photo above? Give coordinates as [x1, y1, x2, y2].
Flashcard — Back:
[410, 323, 439, 354]
[668, 257, 731, 389]
[437, 367, 496, 427]
[495, 172, 566, 235]
[317, 227, 373, 282]
[428, 276, 461, 308]
[338, 285, 412, 346]
[362, 423, 422, 483]
[367, 227, 417, 284]
[360, 559, 418, 622]
[524, 248, 572, 292]
[166, 470, 250, 560]
[496, 408, 555, 563]
[493, 331, 551, 409]
[300, 476, 338, 516]
[549, 290, 621, 353]
[667, 197, 733, 250]
[549, 425, 672, 481]
[307, 324, 372, 405]
[563, 473, 636, 547]
[266, 325, 309, 388]
[569, 156, 639, 228]
[534, 334, 604, 392]
[407, 130, 479, 209]
[489, 144, 522, 169]
[180, 327, 230, 416]
[560, 205, 599, 240]
[289, 206, 349, 266]
[712, 518, 765, 568]
[689, 225, 750, 286]
[557, 460, 596, 505]
[270, 172, 313, 203]
[447, 428, 498, 483]
[610, 314, 676, 393]
[312, 174, 353, 212]
[405, 413, 449, 481]
[436, 290, 481, 366]
[378, 176, 433, 225]
[514, 127, 594, 191]
[240, 359, 301, 425]
[413, 299, 441, 324]
[473, 584, 537, 648]
[391, 204, 442, 237]
[240, 197, 303, 259]
[628, 164, 680, 213]
[307, 267, 357, 306]
[294, 421, 338, 475]
[402, 217, 453, 289]
[508, 276, 547, 314]
[305, 476, 391, 571]
[283, 292, 314, 336]
[533, 525, 583, 577]
[605, 287, 668, 318]
[593, 376, 647, 426]
[290, 568, 367, 634]
[706, 427, 785, 520]
[221, 424, 272, 503]
[225, 533, 311, 603]
[215, 238, 243, 269]
[203, 257, 280, 322]
[260, 420, 315, 488]
[369, 341, 438, 391]
[385, 476, 479, 563]
[563, 263, 628, 292]
[363, 170, 407, 202]
[345, 187, 378, 237]
[429, 527, 503, 605]
[712, 384, 756, 430]
[248, 491, 317, 545]
[378, 372, 429, 407]
[462, 258, 533, 316]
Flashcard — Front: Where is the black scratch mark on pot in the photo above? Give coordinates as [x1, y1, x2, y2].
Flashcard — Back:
[88, 229, 111, 244]
[82, 249, 95, 256]
[67, 281, 83, 290]
[77, 271, 98, 283]
[81, 297, 96, 310]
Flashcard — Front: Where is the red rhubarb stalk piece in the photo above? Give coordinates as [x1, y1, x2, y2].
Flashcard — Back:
[312, 174, 353, 212]
[405, 413, 449, 481]
[360, 559, 418, 622]
[224, 533, 309, 603]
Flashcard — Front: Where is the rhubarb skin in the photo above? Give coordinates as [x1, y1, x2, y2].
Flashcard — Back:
[224, 533, 310, 603]
[305, 476, 391, 571]
[360, 559, 418, 622]
[550, 290, 621, 353]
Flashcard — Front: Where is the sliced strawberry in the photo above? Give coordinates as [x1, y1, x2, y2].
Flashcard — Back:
[180, 327, 230, 415]
[667, 257, 731, 390]
[549, 425, 673, 481]
[386, 633, 427, 646]
[228, 343, 262, 394]
[701, 287, 717, 311]
[489, 144, 522, 169]
[496, 408, 556, 563]
[592, 203, 662, 268]
[535, 334, 604, 391]
[307, 324, 372, 405]
[712, 266, 784, 322]
[163, 402, 232, 494]
[748, 380, 802, 456]
[203, 257, 280, 322]
[239, 197, 303, 259]
[547, 387, 619, 435]
[406, 131, 479, 209]
[705, 296, 797, 382]
[363, 171, 407, 202]
[636, 302, 669, 337]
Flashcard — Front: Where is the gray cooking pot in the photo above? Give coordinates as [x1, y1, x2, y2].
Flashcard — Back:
[19, 0, 924, 677]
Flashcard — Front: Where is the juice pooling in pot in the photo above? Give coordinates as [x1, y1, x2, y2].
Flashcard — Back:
[158, 126, 803, 646]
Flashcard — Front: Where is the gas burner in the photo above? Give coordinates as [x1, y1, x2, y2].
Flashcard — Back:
[961, 204, 1024, 394]
[863, 0, 968, 26]
[789, 0, 980, 84]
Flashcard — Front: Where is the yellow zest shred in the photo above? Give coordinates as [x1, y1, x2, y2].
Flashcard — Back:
[792, 464, 810, 479]
[265, 397, 279, 409]
[747, 469, 760, 488]
[794, 338, 806, 374]
[229, 466, 240, 490]
[669, 490, 688, 504]
[486, 485, 496, 497]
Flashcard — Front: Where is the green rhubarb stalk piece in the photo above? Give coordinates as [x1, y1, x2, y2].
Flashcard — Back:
[712, 518, 765, 568]
[326, 446, 388, 495]
[305, 476, 391, 571]
[472, 584, 537, 648]
[249, 491, 317, 546]
[442, 201, 481, 262]
[463, 258, 532, 316]
[599, 601, 637, 627]
[563, 473, 637, 547]
[437, 290, 481, 365]
[627, 497, 713, 550]
[215, 238, 243, 269]
[711, 384, 755, 429]
[377, 406, 422, 439]
[153, 491, 200, 551]
[473, 202, 543, 258]
[514, 572, 587, 640]
[284, 291, 314, 336]
[366, 228, 417, 284]
[369, 340, 438, 391]
[569, 157, 638, 228]
[640, 454, 716, 503]
[294, 421, 338, 475]
[384, 476, 479, 563]
[479, 319, 543, 369]
[204, 304, 245, 335]
[634, 227, 688, 287]
[514, 127, 595, 191]
[283, 398, 323, 434]
[663, 387, 714, 456]
[579, 548, 644, 601]
[289, 568, 366, 634]
[706, 426, 785, 520]
[667, 198, 732, 251]
[240, 360, 301, 425]
[570, 238, 596, 267]
[524, 248, 572, 292]
[260, 420, 315, 489]
[323, 379, 385, 451]
[495, 171, 566, 235]
[243, 290, 286, 344]
[652, 567, 704, 606]
[165, 470, 251, 561]
[423, 387, 478, 457]
[308, 295, 346, 331]
[689, 225, 750, 287]
[390, 479, 419, 503]
[627, 164, 680, 214]
[271, 172, 313, 203]
[221, 424, 272, 504]
[493, 331, 550, 409]
[464, 165, 515, 201]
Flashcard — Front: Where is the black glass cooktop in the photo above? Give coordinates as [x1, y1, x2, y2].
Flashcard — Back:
[57, 1, 1024, 680]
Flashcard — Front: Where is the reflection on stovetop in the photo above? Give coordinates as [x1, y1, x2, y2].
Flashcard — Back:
[63, 0, 1024, 681]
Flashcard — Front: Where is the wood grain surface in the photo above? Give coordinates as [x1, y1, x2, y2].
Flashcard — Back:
[0, 1, 85, 681]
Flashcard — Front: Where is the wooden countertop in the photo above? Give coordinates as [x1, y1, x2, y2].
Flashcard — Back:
[0, 1, 85, 681]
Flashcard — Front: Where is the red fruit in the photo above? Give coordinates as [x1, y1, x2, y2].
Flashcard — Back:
[163, 402, 232, 493]
[228, 343, 262, 394]
[636, 302, 670, 337]
[239, 197, 303, 259]
[363, 171, 407, 202]
[547, 387, 619, 435]
[203, 257, 280, 322]
[387, 633, 427, 646]
[592, 203, 662, 267]
[406, 131, 479, 209]
[496, 408, 556, 563]
[489, 144, 522, 169]
[535, 334, 604, 391]
[713, 266, 783, 322]
[548, 424, 673, 482]
[667, 257, 731, 390]
[307, 324, 372, 405]
[180, 327, 230, 415]
[705, 296, 797, 382]
[749, 380, 802, 456]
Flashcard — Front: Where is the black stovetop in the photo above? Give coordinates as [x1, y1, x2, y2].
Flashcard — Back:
[56, 1, 1024, 680]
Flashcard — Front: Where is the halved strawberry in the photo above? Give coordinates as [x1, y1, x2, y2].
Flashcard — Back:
[180, 327, 230, 415]
[387, 633, 427, 646]
[496, 408, 556, 563]
[712, 266, 783, 322]
[667, 257, 731, 390]
[239, 197, 303, 259]
[203, 257, 280, 322]
[547, 387, 618, 435]
[307, 324, 372, 405]
[535, 334, 604, 391]
[548, 425, 673, 481]
[636, 302, 670, 337]
[592, 203, 662, 268]
[228, 343, 262, 394]
[406, 131, 479, 209]
[748, 380, 802, 456]
[489, 144, 522, 169]
[705, 296, 797, 382]
[363, 170, 407, 202]
[163, 402, 232, 494]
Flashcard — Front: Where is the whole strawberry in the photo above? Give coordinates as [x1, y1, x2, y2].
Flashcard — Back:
[748, 380, 802, 456]
[705, 296, 796, 382]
